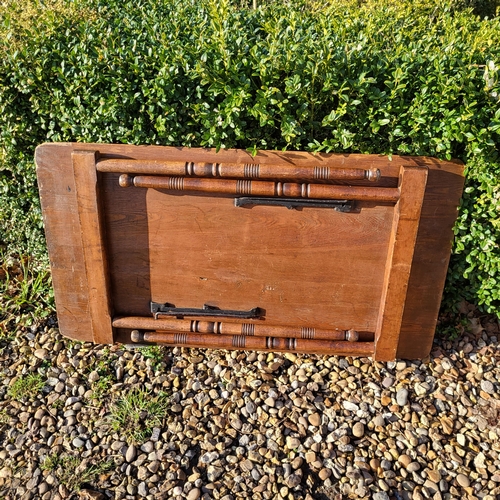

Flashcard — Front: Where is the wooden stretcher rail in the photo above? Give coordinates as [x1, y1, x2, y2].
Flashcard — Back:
[97, 158, 381, 182]
[112, 316, 375, 342]
[118, 174, 400, 203]
[130, 330, 375, 356]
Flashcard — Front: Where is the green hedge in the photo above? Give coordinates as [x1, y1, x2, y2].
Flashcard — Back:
[1, 0, 499, 315]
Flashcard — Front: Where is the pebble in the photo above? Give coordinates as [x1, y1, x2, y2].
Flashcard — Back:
[396, 388, 409, 406]
[456, 474, 470, 488]
[34, 349, 49, 359]
[343, 401, 359, 412]
[125, 445, 136, 462]
[373, 492, 390, 500]
[352, 422, 364, 438]
[407, 462, 420, 472]
[285, 474, 302, 488]
[1, 312, 499, 500]
[187, 489, 201, 500]
[72, 438, 85, 448]
[308, 413, 321, 427]
[286, 437, 301, 449]
[318, 468, 331, 480]
[481, 380, 495, 394]
[427, 470, 441, 483]
[137, 482, 147, 497]
[382, 377, 394, 388]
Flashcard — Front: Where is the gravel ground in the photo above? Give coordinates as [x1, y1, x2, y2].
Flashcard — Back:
[0, 311, 499, 500]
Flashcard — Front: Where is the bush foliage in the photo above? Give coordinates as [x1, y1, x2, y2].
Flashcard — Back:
[0, 0, 499, 315]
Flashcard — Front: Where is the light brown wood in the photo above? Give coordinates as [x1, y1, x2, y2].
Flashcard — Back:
[119, 174, 400, 202]
[130, 330, 374, 356]
[98, 158, 380, 182]
[112, 316, 371, 341]
[72, 151, 113, 344]
[35, 143, 464, 359]
[374, 166, 428, 361]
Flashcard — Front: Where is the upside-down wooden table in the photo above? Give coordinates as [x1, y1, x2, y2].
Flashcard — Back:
[35, 143, 464, 361]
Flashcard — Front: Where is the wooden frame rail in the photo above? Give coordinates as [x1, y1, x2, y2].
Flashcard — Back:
[130, 330, 375, 356]
[97, 158, 381, 182]
[117, 174, 400, 203]
[112, 316, 374, 342]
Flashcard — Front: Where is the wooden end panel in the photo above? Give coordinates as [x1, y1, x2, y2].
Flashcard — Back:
[374, 166, 428, 361]
[35, 144, 93, 341]
[396, 162, 465, 359]
[72, 150, 113, 344]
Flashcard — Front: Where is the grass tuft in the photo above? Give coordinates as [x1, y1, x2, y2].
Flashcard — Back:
[41, 453, 114, 491]
[7, 373, 44, 400]
[0, 254, 54, 332]
[108, 388, 169, 444]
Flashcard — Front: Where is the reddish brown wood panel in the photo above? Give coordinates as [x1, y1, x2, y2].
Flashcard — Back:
[72, 151, 114, 344]
[36, 143, 464, 359]
[374, 166, 428, 361]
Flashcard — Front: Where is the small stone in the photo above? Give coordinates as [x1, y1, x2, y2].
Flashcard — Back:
[72, 438, 85, 448]
[34, 349, 49, 360]
[137, 467, 148, 481]
[373, 492, 390, 500]
[125, 445, 137, 462]
[187, 489, 201, 500]
[137, 482, 147, 497]
[141, 441, 154, 453]
[318, 468, 331, 480]
[423, 480, 439, 494]
[308, 413, 321, 427]
[88, 371, 99, 383]
[398, 455, 412, 468]
[481, 380, 495, 394]
[150, 427, 161, 442]
[381, 394, 392, 406]
[147, 461, 160, 474]
[34, 409, 46, 420]
[286, 437, 301, 450]
[207, 466, 224, 482]
[456, 434, 466, 447]
[285, 474, 302, 488]
[456, 474, 470, 488]
[305, 452, 316, 464]
[264, 397, 275, 407]
[343, 401, 359, 412]
[172, 486, 183, 496]
[240, 460, 254, 472]
[463, 343, 473, 354]
[427, 470, 441, 483]
[373, 415, 385, 427]
[474, 452, 486, 469]
[291, 457, 303, 469]
[396, 388, 409, 406]
[352, 422, 364, 438]
[382, 377, 394, 388]
[407, 462, 420, 473]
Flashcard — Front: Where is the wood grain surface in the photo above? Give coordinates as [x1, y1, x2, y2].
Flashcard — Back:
[36, 143, 464, 358]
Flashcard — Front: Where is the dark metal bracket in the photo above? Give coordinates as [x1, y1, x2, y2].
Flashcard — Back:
[234, 197, 354, 211]
[151, 302, 264, 319]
